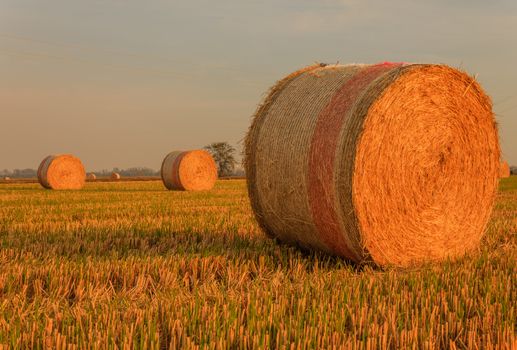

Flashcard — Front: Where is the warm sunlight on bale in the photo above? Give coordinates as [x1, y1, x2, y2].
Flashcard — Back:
[111, 172, 121, 180]
[245, 63, 500, 267]
[499, 161, 510, 178]
[37, 154, 86, 190]
[87, 173, 97, 180]
[161, 150, 217, 191]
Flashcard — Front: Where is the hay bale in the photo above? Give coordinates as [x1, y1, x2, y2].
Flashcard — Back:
[37, 154, 86, 190]
[3, 177, 10, 181]
[499, 161, 510, 178]
[161, 150, 217, 191]
[87, 173, 97, 180]
[245, 63, 500, 267]
[111, 172, 121, 180]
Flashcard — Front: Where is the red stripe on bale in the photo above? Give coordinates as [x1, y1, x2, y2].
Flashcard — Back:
[37, 155, 53, 189]
[171, 151, 187, 190]
[308, 63, 402, 260]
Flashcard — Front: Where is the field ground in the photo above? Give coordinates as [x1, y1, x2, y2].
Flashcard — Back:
[0, 178, 515, 349]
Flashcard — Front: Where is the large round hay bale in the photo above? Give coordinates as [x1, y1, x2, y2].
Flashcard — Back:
[87, 173, 97, 180]
[37, 154, 86, 190]
[111, 172, 121, 180]
[245, 63, 500, 267]
[161, 150, 217, 191]
[499, 161, 510, 178]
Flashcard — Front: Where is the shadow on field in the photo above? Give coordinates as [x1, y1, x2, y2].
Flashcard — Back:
[0, 186, 42, 191]
[0, 187, 166, 194]
[2, 225, 363, 272]
[81, 188, 166, 193]
[275, 238, 367, 271]
[0, 187, 170, 194]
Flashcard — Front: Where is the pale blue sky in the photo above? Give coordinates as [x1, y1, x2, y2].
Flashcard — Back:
[1, 0, 516, 170]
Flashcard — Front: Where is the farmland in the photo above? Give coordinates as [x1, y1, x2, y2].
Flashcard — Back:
[0, 178, 515, 349]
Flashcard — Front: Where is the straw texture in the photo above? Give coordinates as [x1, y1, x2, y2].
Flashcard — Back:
[245, 63, 500, 267]
[37, 154, 86, 190]
[161, 150, 217, 191]
[499, 161, 510, 178]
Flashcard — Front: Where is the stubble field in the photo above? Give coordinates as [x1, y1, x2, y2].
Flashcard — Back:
[0, 178, 515, 349]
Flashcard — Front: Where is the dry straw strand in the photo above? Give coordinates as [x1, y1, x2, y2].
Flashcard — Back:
[499, 161, 510, 178]
[245, 62, 500, 267]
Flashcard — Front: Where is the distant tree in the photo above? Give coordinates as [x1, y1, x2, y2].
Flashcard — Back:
[11, 168, 37, 178]
[233, 166, 245, 177]
[119, 167, 159, 177]
[204, 142, 237, 177]
[93, 167, 159, 177]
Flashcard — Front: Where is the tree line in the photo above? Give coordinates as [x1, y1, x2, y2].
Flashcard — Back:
[1, 142, 244, 178]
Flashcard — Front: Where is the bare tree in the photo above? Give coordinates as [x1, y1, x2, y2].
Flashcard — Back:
[204, 142, 236, 177]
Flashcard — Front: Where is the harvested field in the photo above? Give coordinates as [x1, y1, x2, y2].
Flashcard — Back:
[0, 178, 515, 348]
[0, 178, 37, 184]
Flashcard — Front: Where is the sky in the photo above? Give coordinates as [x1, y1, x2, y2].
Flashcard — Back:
[1, 0, 516, 171]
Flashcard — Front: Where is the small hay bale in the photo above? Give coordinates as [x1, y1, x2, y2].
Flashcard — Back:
[3, 177, 10, 181]
[245, 63, 500, 267]
[111, 172, 121, 180]
[87, 173, 97, 180]
[499, 161, 510, 178]
[161, 150, 217, 191]
[37, 154, 86, 190]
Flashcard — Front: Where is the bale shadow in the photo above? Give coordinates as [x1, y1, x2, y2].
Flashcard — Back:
[1, 224, 369, 274]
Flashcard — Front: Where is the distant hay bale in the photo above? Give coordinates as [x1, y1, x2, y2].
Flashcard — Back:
[499, 161, 510, 178]
[37, 154, 86, 190]
[3, 177, 10, 181]
[161, 150, 217, 191]
[87, 173, 97, 180]
[111, 172, 121, 180]
[245, 63, 500, 267]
